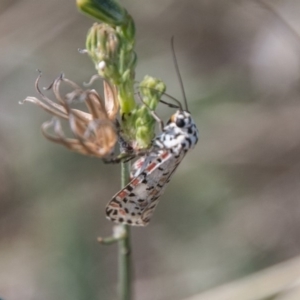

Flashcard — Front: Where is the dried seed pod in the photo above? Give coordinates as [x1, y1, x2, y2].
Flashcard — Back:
[22, 72, 119, 158]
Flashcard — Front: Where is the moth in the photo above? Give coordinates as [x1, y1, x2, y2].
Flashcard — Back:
[105, 108, 199, 226]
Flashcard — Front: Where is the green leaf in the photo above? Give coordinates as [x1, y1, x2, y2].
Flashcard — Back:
[77, 0, 127, 26]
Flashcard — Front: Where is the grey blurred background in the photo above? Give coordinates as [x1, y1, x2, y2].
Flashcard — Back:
[1, 0, 300, 299]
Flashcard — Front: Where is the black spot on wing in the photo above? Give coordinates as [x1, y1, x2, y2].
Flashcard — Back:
[106, 208, 113, 216]
[111, 199, 121, 204]
[185, 137, 192, 148]
[127, 185, 133, 192]
[146, 186, 154, 191]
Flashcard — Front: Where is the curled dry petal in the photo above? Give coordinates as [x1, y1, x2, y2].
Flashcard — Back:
[103, 80, 119, 119]
[82, 74, 119, 120]
[23, 73, 119, 158]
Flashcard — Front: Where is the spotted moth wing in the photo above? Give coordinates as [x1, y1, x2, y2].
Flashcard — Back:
[105, 149, 185, 226]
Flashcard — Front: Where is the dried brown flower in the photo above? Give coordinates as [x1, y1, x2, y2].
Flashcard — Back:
[23, 72, 119, 158]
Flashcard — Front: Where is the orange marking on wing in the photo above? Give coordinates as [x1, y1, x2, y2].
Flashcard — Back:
[146, 162, 156, 172]
[119, 209, 126, 216]
[131, 178, 140, 186]
[110, 202, 120, 208]
[118, 190, 128, 198]
[161, 151, 169, 159]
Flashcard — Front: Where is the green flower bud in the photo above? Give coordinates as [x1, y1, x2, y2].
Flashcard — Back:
[85, 22, 137, 86]
[134, 106, 155, 148]
[132, 76, 167, 148]
[139, 75, 166, 109]
[86, 23, 121, 81]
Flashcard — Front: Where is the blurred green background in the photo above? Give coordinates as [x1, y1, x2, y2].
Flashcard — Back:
[1, 0, 300, 299]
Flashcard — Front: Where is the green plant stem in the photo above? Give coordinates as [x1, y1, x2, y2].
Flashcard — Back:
[119, 161, 132, 300]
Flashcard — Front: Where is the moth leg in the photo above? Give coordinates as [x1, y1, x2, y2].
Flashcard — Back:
[118, 134, 134, 154]
[103, 153, 136, 164]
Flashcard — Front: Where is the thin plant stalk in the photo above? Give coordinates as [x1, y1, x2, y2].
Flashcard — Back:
[119, 161, 132, 300]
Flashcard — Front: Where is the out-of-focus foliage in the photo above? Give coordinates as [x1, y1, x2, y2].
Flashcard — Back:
[1, 0, 300, 299]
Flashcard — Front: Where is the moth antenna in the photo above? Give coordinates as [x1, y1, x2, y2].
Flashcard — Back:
[161, 92, 182, 110]
[171, 36, 188, 111]
[159, 99, 179, 109]
[136, 86, 183, 110]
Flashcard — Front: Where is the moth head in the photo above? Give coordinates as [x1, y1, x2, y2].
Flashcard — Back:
[169, 110, 193, 129]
